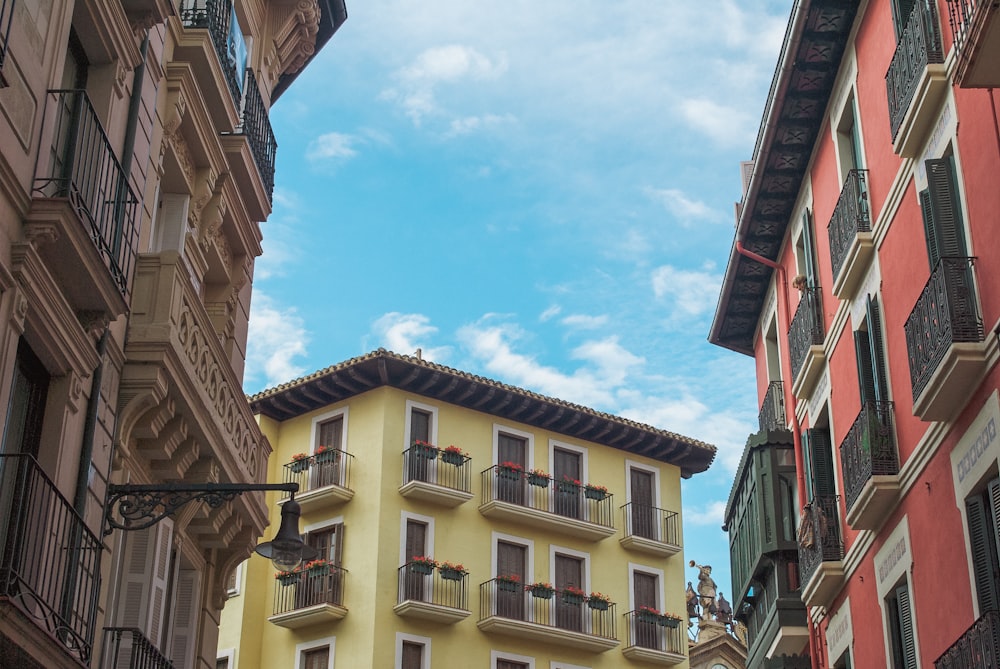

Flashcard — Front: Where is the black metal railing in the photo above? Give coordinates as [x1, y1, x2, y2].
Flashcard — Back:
[797, 495, 844, 587]
[33, 89, 139, 302]
[840, 401, 899, 513]
[479, 579, 618, 640]
[481, 466, 615, 529]
[758, 381, 787, 432]
[946, 0, 988, 70]
[238, 70, 276, 200]
[828, 169, 871, 282]
[886, 0, 944, 140]
[179, 0, 242, 106]
[397, 563, 469, 611]
[935, 609, 1000, 669]
[623, 610, 686, 655]
[281, 449, 354, 497]
[788, 287, 824, 382]
[101, 628, 174, 669]
[402, 445, 472, 493]
[272, 565, 346, 616]
[0, 0, 14, 86]
[904, 257, 984, 399]
[620, 503, 681, 547]
[0, 454, 101, 664]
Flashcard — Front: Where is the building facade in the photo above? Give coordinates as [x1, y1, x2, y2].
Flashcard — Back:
[0, 1, 344, 667]
[217, 349, 716, 669]
[712, 0, 1000, 668]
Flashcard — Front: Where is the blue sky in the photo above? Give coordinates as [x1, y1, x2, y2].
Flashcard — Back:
[245, 0, 794, 603]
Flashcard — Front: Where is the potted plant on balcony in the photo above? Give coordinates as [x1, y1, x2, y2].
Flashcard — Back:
[637, 605, 662, 624]
[290, 453, 310, 473]
[659, 612, 682, 628]
[587, 591, 612, 611]
[303, 559, 331, 577]
[496, 574, 521, 592]
[438, 561, 467, 581]
[411, 440, 439, 459]
[562, 585, 586, 605]
[409, 555, 438, 575]
[526, 468, 550, 488]
[584, 482, 608, 500]
[557, 476, 580, 494]
[498, 461, 523, 481]
[315, 445, 337, 464]
[441, 445, 466, 466]
[275, 569, 300, 586]
[527, 581, 555, 599]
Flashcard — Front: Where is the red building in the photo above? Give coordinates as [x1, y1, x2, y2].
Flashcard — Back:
[711, 1, 1000, 668]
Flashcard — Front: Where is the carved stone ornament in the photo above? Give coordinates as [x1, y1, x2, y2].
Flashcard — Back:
[23, 222, 60, 248]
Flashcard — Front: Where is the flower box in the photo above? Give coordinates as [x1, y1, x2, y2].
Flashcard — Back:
[638, 610, 660, 624]
[308, 564, 331, 577]
[661, 616, 681, 628]
[584, 486, 608, 500]
[557, 481, 579, 494]
[530, 586, 555, 599]
[276, 572, 299, 586]
[290, 459, 310, 473]
[315, 448, 337, 464]
[498, 467, 522, 481]
[441, 450, 464, 465]
[562, 593, 585, 605]
[496, 576, 521, 592]
[527, 473, 549, 487]
[440, 568, 464, 581]
[412, 443, 438, 459]
[588, 598, 610, 610]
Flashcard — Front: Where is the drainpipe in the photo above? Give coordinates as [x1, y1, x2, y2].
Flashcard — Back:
[734, 240, 821, 669]
[74, 328, 109, 516]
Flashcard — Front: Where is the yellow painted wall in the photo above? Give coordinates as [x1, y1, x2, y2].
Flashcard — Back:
[219, 387, 691, 668]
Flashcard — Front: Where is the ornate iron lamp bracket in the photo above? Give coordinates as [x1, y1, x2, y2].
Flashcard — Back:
[105, 482, 298, 534]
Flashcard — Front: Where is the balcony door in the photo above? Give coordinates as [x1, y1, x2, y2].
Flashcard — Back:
[404, 520, 428, 601]
[312, 415, 343, 488]
[407, 407, 434, 484]
[553, 448, 581, 519]
[634, 571, 660, 650]
[555, 554, 583, 631]
[496, 541, 525, 620]
[298, 524, 344, 609]
[630, 468, 656, 540]
[2, 339, 49, 458]
[497, 433, 526, 504]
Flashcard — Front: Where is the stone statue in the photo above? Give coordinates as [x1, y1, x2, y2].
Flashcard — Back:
[690, 560, 718, 622]
[716, 591, 732, 624]
[686, 581, 698, 619]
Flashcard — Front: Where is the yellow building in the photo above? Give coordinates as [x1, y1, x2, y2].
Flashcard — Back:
[219, 349, 716, 668]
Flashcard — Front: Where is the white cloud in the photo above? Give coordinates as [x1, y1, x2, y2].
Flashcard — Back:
[651, 264, 722, 318]
[245, 294, 310, 390]
[371, 313, 451, 361]
[539, 305, 562, 322]
[561, 313, 608, 330]
[447, 112, 517, 137]
[645, 187, 719, 223]
[679, 97, 757, 148]
[684, 500, 727, 526]
[307, 132, 359, 162]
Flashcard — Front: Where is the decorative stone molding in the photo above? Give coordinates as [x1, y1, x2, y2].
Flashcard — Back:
[23, 223, 60, 249]
[269, 0, 321, 81]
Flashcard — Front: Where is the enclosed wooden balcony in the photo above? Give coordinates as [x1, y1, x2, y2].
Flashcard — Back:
[620, 610, 686, 666]
[886, 0, 947, 156]
[788, 288, 825, 399]
[269, 566, 348, 629]
[947, 0, 1000, 88]
[828, 169, 873, 298]
[904, 257, 986, 421]
[619, 503, 681, 557]
[394, 563, 471, 624]
[797, 495, 845, 609]
[399, 444, 473, 507]
[841, 401, 900, 530]
[935, 609, 1000, 669]
[280, 449, 355, 513]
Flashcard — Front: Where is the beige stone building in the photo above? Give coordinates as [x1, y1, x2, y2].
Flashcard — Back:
[0, 1, 344, 667]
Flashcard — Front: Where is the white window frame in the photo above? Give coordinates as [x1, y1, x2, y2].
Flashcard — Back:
[628, 562, 665, 612]
[491, 650, 535, 669]
[311, 406, 349, 455]
[405, 399, 439, 447]
[548, 544, 591, 593]
[294, 636, 335, 669]
[491, 531, 534, 579]
[549, 438, 588, 484]
[399, 511, 435, 566]
[303, 515, 345, 536]
[550, 662, 590, 669]
[225, 561, 244, 598]
[624, 459, 661, 507]
[493, 424, 534, 467]
[395, 632, 431, 669]
[217, 648, 236, 669]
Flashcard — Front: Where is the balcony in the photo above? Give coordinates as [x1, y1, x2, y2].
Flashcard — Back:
[619, 503, 681, 557]
[477, 579, 619, 653]
[27, 89, 139, 318]
[393, 563, 471, 624]
[399, 445, 474, 507]
[178, 0, 241, 108]
[797, 495, 845, 609]
[828, 170, 873, 298]
[947, 0, 1000, 88]
[904, 257, 986, 421]
[620, 610, 686, 666]
[788, 288, 825, 399]
[269, 565, 348, 629]
[0, 454, 101, 666]
[841, 401, 900, 530]
[886, 0, 947, 156]
[280, 449, 355, 513]
[479, 466, 616, 541]
[935, 609, 1000, 669]
[101, 628, 174, 669]
[758, 381, 787, 432]
[236, 70, 276, 201]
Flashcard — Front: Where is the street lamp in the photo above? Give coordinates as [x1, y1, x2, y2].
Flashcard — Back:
[105, 482, 317, 569]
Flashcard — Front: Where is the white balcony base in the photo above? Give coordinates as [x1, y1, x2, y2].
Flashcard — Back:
[399, 480, 473, 507]
[619, 535, 681, 558]
[479, 500, 616, 541]
[477, 616, 619, 652]
[766, 625, 810, 659]
[913, 341, 988, 422]
[792, 346, 826, 400]
[282, 485, 354, 514]
[393, 599, 470, 624]
[621, 646, 686, 666]
[892, 64, 948, 158]
[269, 603, 347, 629]
[832, 231, 874, 300]
[801, 561, 845, 610]
[846, 475, 901, 531]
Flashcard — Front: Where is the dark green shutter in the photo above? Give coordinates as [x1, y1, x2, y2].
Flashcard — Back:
[891, 0, 917, 38]
[919, 189, 939, 272]
[802, 429, 814, 502]
[966, 483, 1000, 614]
[806, 428, 836, 499]
[855, 329, 877, 405]
[923, 157, 967, 269]
[802, 210, 819, 287]
[867, 297, 889, 403]
[895, 583, 918, 669]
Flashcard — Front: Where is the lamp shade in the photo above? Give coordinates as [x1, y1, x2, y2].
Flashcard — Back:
[254, 497, 318, 570]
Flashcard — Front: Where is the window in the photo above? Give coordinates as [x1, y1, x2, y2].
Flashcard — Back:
[833, 651, 853, 669]
[407, 406, 433, 483]
[632, 569, 661, 650]
[885, 579, 917, 669]
[919, 156, 969, 271]
[403, 519, 429, 601]
[553, 447, 582, 519]
[298, 523, 344, 608]
[490, 650, 534, 669]
[302, 647, 329, 669]
[836, 92, 864, 179]
[225, 562, 243, 597]
[3, 339, 50, 457]
[216, 659, 229, 669]
[498, 662, 529, 669]
[802, 424, 836, 503]
[890, 0, 917, 39]
[554, 553, 584, 631]
[795, 210, 819, 289]
[401, 642, 423, 669]
[497, 431, 528, 504]
[629, 466, 657, 540]
[854, 296, 889, 406]
[965, 478, 1000, 615]
[496, 540, 527, 620]
[396, 633, 430, 669]
[313, 412, 345, 488]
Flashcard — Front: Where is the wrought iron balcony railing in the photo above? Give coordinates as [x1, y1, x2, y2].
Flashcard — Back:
[272, 565, 346, 616]
[797, 495, 844, 587]
[827, 169, 871, 282]
[480, 466, 615, 529]
[0, 0, 13, 86]
[479, 579, 618, 640]
[33, 89, 139, 301]
[281, 449, 354, 495]
[935, 609, 1000, 669]
[886, 0, 944, 140]
[620, 503, 680, 546]
[179, 0, 242, 106]
[904, 257, 984, 399]
[101, 628, 174, 669]
[623, 610, 686, 655]
[788, 287, 824, 382]
[239, 70, 276, 200]
[758, 381, 787, 432]
[402, 445, 472, 493]
[397, 563, 469, 611]
[840, 401, 899, 512]
[0, 454, 102, 664]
